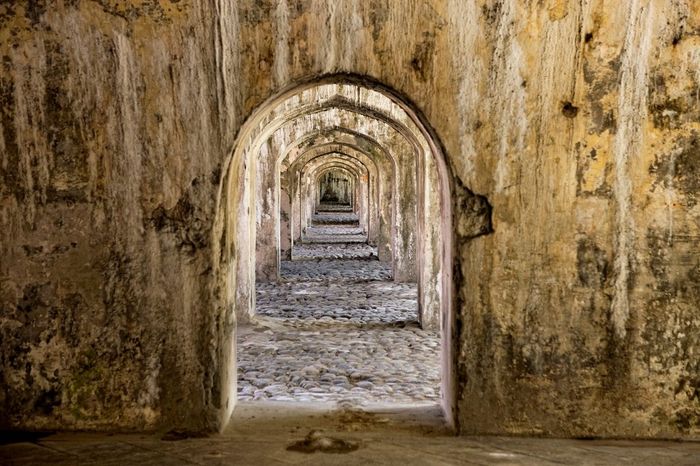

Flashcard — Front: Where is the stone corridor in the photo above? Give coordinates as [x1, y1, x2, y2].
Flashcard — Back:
[5, 3, 700, 463]
[237, 206, 441, 405]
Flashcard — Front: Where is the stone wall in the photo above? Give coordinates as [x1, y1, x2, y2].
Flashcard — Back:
[0, 1, 224, 431]
[1, 0, 698, 439]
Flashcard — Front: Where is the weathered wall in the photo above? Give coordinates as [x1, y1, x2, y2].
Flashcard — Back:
[449, 0, 700, 438]
[1, 0, 699, 439]
[0, 1, 224, 431]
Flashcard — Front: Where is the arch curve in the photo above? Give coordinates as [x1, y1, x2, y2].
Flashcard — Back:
[212, 74, 458, 431]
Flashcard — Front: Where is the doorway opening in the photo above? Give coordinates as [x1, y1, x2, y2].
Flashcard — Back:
[213, 76, 455, 429]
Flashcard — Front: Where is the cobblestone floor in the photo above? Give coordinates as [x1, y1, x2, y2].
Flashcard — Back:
[304, 208, 369, 243]
[238, 237, 438, 406]
[304, 226, 368, 243]
[291, 243, 378, 260]
[315, 203, 354, 212]
[311, 211, 360, 224]
[237, 324, 439, 404]
[280, 259, 392, 281]
[306, 225, 365, 236]
[256, 281, 417, 324]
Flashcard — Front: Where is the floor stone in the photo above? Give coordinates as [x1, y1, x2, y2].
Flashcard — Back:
[255, 281, 416, 324]
[306, 225, 365, 236]
[237, 323, 439, 404]
[240, 243, 436, 405]
[3, 404, 700, 465]
[291, 243, 379, 260]
[303, 224, 368, 243]
[315, 203, 354, 212]
[303, 211, 368, 243]
[311, 212, 361, 224]
[280, 259, 392, 281]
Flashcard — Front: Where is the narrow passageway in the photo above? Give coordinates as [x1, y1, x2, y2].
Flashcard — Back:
[237, 202, 440, 406]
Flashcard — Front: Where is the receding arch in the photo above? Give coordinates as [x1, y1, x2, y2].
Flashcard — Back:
[281, 131, 395, 234]
[292, 150, 379, 248]
[212, 75, 458, 430]
[255, 107, 419, 281]
[309, 164, 361, 215]
[281, 132, 396, 258]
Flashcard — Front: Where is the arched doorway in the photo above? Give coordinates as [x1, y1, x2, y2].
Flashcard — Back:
[212, 75, 456, 429]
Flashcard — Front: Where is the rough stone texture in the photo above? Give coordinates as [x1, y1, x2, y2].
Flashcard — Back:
[255, 281, 418, 324]
[237, 322, 440, 404]
[451, 1, 700, 439]
[238, 266, 440, 406]
[280, 259, 393, 282]
[0, 1, 223, 431]
[1, 0, 699, 440]
[292, 242, 378, 260]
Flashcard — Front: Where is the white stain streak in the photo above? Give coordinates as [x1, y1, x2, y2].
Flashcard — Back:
[611, 0, 654, 338]
[343, 1, 364, 70]
[273, 0, 290, 87]
[666, 145, 680, 243]
[447, 0, 480, 185]
[214, 0, 242, 135]
[114, 33, 145, 246]
[694, 47, 700, 104]
[328, 0, 338, 71]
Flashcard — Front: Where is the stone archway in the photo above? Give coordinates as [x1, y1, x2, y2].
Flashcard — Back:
[212, 75, 465, 430]
[281, 135, 392, 260]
